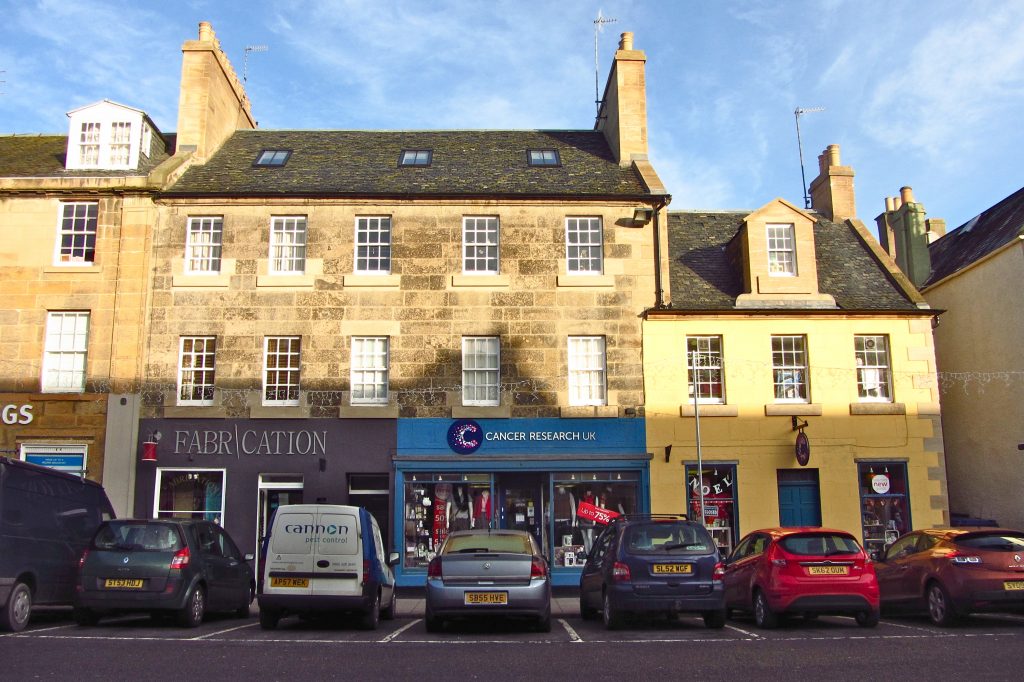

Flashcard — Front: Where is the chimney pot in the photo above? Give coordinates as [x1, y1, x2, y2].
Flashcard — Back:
[827, 144, 841, 167]
[198, 21, 213, 41]
[619, 32, 634, 50]
[885, 196, 895, 212]
[900, 186, 915, 205]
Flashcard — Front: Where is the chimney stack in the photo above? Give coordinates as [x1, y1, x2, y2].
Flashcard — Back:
[808, 144, 856, 222]
[874, 185, 936, 288]
[596, 32, 648, 167]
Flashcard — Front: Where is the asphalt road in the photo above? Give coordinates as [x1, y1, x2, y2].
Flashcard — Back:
[4, 604, 1024, 681]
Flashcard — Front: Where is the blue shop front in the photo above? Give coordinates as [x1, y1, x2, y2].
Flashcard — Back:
[394, 418, 650, 587]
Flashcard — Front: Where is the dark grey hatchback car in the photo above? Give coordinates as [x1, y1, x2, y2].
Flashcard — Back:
[75, 519, 255, 627]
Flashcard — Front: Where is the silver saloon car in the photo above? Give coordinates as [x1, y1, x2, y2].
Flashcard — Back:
[424, 529, 552, 632]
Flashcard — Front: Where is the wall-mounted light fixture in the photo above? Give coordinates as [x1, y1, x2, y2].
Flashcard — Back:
[633, 207, 654, 225]
[664, 444, 673, 463]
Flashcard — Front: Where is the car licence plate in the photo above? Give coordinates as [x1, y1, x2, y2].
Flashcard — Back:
[807, 566, 849, 575]
[104, 578, 144, 589]
[652, 564, 693, 574]
[464, 592, 508, 605]
[1004, 581, 1024, 591]
[270, 577, 309, 588]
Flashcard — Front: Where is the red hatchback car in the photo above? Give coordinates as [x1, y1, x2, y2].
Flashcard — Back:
[723, 527, 879, 628]
[874, 527, 1024, 626]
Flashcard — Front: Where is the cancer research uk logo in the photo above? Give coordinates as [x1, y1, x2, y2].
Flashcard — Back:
[447, 419, 483, 454]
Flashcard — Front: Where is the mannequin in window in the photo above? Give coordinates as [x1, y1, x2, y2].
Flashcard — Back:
[449, 484, 473, 532]
[553, 485, 576, 547]
[472, 489, 492, 529]
[432, 483, 452, 550]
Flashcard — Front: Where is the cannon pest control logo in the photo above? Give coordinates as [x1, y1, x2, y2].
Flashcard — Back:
[447, 419, 482, 454]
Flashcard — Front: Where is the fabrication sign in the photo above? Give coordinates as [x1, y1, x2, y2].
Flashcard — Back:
[141, 420, 342, 458]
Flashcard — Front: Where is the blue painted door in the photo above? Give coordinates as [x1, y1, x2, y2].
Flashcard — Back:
[777, 471, 821, 526]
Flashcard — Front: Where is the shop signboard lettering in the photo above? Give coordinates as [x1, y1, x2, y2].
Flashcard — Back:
[871, 474, 890, 494]
[447, 418, 599, 454]
[576, 501, 620, 525]
[171, 428, 328, 456]
[1, 403, 33, 425]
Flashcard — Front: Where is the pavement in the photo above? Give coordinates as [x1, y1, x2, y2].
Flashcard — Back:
[395, 588, 579, 618]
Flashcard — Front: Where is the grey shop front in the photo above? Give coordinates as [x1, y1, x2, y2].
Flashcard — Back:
[133, 418, 395, 575]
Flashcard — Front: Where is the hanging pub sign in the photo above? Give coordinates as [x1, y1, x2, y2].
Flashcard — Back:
[795, 431, 810, 466]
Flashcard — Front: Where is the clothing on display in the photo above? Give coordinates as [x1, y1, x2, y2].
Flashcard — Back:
[449, 485, 473, 532]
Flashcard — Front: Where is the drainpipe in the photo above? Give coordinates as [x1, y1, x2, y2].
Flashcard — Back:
[651, 197, 669, 309]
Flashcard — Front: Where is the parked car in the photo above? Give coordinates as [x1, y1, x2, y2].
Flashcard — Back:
[578, 514, 726, 630]
[257, 504, 397, 631]
[425, 529, 551, 633]
[74, 519, 255, 627]
[874, 527, 1024, 626]
[1, 456, 115, 632]
[723, 527, 879, 628]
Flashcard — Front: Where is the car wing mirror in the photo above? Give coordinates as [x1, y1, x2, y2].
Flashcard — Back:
[244, 553, 255, 562]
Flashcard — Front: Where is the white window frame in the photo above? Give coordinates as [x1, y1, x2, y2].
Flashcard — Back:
[109, 121, 131, 167]
[42, 311, 89, 393]
[354, 216, 392, 274]
[54, 201, 99, 266]
[269, 216, 307, 275]
[185, 217, 224, 274]
[462, 217, 499, 274]
[79, 122, 101, 167]
[263, 336, 302, 406]
[686, 335, 725, 404]
[20, 443, 88, 477]
[566, 217, 604, 275]
[568, 336, 607, 406]
[767, 223, 797, 276]
[462, 336, 500, 406]
[855, 335, 893, 402]
[772, 335, 809, 403]
[350, 337, 389, 405]
[178, 336, 217, 406]
[154, 468, 227, 525]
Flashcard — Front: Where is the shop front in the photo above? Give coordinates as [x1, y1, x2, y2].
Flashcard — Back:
[133, 418, 395, 576]
[0, 395, 100, 479]
[394, 418, 650, 587]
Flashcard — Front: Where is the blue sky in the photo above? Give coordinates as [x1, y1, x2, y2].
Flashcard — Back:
[2, 0, 1022, 232]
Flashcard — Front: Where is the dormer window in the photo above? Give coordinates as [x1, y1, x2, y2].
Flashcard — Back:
[79, 123, 101, 167]
[527, 149, 560, 166]
[65, 100, 159, 171]
[399, 149, 432, 167]
[767, 223, 797, 275]
[255, 149, 291, 167]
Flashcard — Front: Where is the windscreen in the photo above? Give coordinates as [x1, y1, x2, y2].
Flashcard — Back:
[780, 533, 861, 556]
[443, 533, 533, 555]
[956, 532, 1024, 551]
[93, 521, 182, 552]
[623, 522, 713, 555]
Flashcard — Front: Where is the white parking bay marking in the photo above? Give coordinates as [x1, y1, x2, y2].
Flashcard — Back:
[559, 618, 583, 643]
[724, 623, 762, 639]
[881, 619, 947, 633]
[191, 621, 260, 640]
[379, 619, 420, 643]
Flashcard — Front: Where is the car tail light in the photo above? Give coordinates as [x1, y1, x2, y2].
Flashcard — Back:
[948, 550, 982, 565]
[713, 562, 725, 582]
[766, 544, 787, 568]
[612, 561, 631, 583]
[78, 549, 89, 569]
[170, 546, 190, 570]
[363, 560, 371, 584]
[531, 557, 547, 579]
[427, 557, 442, 579]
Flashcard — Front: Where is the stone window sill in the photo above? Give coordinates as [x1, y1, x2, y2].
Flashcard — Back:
[44, 265, 101, 274]
[849, 402, 906, 415]
[173, 273, 231, 288]
[450, 274, 510, 288]
[343, 274, 401, 288]
[256, 274, 315, 288]
[679, 404, 738, 417]
[556, 274, 615, 288]
[764, 403, 823, 416]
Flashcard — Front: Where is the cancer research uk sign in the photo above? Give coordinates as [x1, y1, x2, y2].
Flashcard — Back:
[400, 418, 646, 457]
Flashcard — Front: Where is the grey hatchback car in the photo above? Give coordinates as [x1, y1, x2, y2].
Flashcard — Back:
[75, 519, 255, 627]
[425, 529, 551, 632]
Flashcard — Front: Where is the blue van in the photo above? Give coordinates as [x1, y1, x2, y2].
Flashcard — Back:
[257, 504, 398, 630]
[0, 456, 115, 631]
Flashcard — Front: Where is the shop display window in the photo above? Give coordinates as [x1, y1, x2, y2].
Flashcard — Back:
[403, 474, 492, 569]
[551, 472, 638, 568]
[685, 464, 737, 556]
[155, 469, 225, 524]
[858, 462, 910, 557]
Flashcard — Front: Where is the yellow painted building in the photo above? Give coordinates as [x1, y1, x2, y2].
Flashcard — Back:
[643, 147, 948, 557]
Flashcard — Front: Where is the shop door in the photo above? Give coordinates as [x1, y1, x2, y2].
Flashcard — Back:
[497, 474, 547, 550]
[256, 476, 304, 579]
[777, 469, 821, 527]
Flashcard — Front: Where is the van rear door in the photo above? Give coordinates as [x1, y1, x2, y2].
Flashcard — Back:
[311, 509, 361, 598]
[263, 508, 315, 597]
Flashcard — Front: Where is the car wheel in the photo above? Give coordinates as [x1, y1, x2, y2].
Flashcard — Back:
[0, 581, 32, 633]
[424, 607, 443, 633]
[536, 606, 552, 633]
[381, 589, 397, 621]
[803, 612, 819, 621]
[579, 593, 600, 620]
[73, 607, 100, 627]
[236, 584, 254, 618]
[703, 609, 727, 629]
[602, 591, 623, 630]
[259, 608, 280, 630]
[753, 590, 778, 629]
[359, 593, 380, 631]
[176, 585, 205, 628]
[855, 609, 880, 628]
[927, 581, 959, 627]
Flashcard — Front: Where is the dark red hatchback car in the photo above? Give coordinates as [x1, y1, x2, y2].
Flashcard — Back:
[875, 527, 1024, 626]
[723, 527, 879, 628]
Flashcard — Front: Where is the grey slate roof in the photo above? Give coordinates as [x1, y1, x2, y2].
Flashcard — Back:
[667, 211, 921, 311]
[164, 129, 653, 198]
[926, 185, 1024, 286]
[0, 134, 173, 178]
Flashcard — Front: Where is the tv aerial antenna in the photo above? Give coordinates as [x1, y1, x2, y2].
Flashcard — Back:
[594, 10, 618, 119]
[794, 106, 825, 208]
[243, 45, 268, 83]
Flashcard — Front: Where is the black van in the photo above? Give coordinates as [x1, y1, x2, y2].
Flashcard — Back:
[0, 456, 115, 631]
